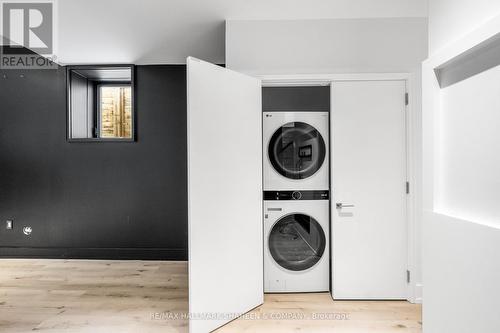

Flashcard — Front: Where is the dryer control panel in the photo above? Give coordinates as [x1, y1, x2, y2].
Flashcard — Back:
[264, 190, 329, 201]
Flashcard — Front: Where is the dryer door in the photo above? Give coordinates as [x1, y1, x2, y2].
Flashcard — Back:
[268, 213, 326, 271]
[268, 122, 326, 179]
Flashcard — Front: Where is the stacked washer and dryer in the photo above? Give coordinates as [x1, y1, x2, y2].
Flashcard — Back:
[263, 105, 330, 293]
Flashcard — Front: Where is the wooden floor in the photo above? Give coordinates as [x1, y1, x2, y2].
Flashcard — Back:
[0, 260, 421, 332]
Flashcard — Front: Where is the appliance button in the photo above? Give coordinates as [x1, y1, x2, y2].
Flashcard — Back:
[292, 191, 302, 200]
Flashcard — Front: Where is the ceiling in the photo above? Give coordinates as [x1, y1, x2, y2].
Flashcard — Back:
[57, 0, 428, 65]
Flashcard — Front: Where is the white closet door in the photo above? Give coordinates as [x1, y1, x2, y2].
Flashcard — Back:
[331, 80, 408, 300]
[187, 57, 263, 333]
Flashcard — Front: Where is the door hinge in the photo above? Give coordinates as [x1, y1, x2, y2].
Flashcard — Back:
[405, 93, 409, 106]
[406, 270, 411, 284]
[406, 181, 410, 194]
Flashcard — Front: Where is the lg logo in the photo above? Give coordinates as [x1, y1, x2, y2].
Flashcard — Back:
[1, 1, 53, 54]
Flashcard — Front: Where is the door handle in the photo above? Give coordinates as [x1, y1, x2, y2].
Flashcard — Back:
[336, 203, 355, 209]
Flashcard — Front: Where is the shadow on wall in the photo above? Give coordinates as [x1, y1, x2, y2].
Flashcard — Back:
[135, 21, 225, 64]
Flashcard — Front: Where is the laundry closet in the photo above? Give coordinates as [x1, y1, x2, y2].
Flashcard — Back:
[186, 55, 411, 333]
[261, 86, 330, 293]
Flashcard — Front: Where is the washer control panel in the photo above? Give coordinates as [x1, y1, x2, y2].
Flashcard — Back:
[263, 190, 329, 201]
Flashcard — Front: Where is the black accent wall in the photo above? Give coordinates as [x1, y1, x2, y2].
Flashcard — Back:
[262, 86, 330, 112]
[0, 65, 188, 260]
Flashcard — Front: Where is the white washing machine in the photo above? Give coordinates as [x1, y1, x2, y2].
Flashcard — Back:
[264, 191, 330, 293]
[263, 112, 329, 191]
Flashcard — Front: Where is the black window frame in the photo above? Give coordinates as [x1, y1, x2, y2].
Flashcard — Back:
[66, 64, 136, 143]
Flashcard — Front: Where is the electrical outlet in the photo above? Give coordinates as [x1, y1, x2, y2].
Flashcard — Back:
[23, 226, 32, 236]
[6, 220, 13, 230]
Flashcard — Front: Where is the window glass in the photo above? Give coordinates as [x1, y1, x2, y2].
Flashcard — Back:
[99, 86, 132, 139]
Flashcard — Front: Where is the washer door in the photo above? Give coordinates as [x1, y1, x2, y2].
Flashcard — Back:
[268, 213, 326, 271]
[268, 122, 326, 180]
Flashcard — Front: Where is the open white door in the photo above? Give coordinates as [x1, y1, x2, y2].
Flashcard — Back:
[187, 57, 263, 333]
[331, 80, 408, 300]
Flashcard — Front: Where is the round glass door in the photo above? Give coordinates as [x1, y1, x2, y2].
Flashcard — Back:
[268, 122, 326, 179]
[268, 214, 326, 271]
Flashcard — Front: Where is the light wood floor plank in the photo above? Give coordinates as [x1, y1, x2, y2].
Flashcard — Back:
[0, 259, 421, 332]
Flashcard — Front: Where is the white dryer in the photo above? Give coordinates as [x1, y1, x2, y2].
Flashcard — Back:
[264, 191, 330, 293]
[263, 112, 329, 190]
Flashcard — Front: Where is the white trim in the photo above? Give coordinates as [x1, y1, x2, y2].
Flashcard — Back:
[258, 73, 410, 87]
[259, 73, 419, 303]
[414, 283, 423, 304]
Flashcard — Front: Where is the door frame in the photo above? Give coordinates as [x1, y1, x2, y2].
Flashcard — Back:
[258, 73, 420, 304]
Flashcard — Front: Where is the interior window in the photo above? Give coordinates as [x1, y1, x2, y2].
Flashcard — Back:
[67, 66, 135, 141]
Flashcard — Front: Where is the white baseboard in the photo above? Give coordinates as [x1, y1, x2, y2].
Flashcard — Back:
[414, 283, 423, 304]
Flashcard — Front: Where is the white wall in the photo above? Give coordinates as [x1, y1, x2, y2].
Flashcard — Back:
[226, 18, 428, 74]
[424, 212, 500, 333]
[436, 65, 500, 228]
[424, 2, 500, 332]
[54, 0, 427, 64]
[429, 0, 500, 54]
[226, 17, 428, 302]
